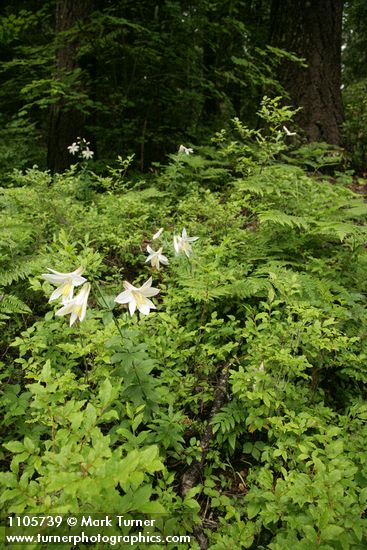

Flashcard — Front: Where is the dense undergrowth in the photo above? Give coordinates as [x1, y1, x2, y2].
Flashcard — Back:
[1, 101, 367, 549]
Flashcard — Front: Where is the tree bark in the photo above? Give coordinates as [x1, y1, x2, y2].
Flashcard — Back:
[269, 0, 344, 145]
[47, 0, 94, 173]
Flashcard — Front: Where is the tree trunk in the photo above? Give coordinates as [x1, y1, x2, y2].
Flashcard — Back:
[47, 0, 94, 173]
[269, 0, 344, 145]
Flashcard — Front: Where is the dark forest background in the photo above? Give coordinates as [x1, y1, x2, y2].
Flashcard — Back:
[0, 0, 365, 174]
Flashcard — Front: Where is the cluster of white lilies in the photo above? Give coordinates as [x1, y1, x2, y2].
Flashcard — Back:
[42, 228, 198, 326]
[67, 137, 94, 160]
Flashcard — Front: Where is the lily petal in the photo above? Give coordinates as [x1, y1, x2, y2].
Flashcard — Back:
[114, 290, 132, 304]
[141, 286, 160, 298]
[141, 277, 153, 289]
[49, 286, 65, 303]
[123, 280, 136, 291]
[139, 301, 156, 315]
[128, 298, 137, 316]
[152, 227, 164, 240]
[70, 311, 78, 326]
[55, 302, 74, 317]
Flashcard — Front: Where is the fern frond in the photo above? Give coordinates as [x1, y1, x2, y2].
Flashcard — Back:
[313, 222, 363, 242]
[0, 293, 31, 314]
[0, 260, 35, 286]
[229, 277, 271, 298]
[178, 275, 234, 302]
[258, 209, 309, 229]
[342, 204, 367, 218]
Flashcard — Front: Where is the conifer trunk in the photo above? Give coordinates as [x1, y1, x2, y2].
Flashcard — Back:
[270, 0, 344, 145]
[47, 0, 93, 173]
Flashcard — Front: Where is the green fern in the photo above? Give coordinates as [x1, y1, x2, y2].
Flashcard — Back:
[0, 259, 35, 286]
[258, 209, 310, 229]
[0, 293, 31, 314]
[312, 221, 364, 241]
[228, 277, 271, 298]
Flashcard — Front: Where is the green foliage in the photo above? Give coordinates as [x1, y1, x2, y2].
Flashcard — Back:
[1, 102, 367, 547]
[283, 142, 346, 172]
[0, 115, 44, 174]
[343, 79, 367, 171]
[0, 4, 52, 170]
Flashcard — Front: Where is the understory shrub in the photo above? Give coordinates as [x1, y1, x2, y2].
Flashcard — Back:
[1, 102, 367, 548]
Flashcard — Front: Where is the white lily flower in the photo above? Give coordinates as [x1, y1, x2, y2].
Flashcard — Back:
[67, 142, 79, 155]
[145, 245, 169, 270]
[55, 282, 91, 326]
[152, 227, 164, 240]
[114, 276, 160, 316]
[173, 228, 199, 257]
[42, 266, 86, 303]
[81, 147, 94, 160]
[178, 145, 193, 155]
[283, 125, 296, 136]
